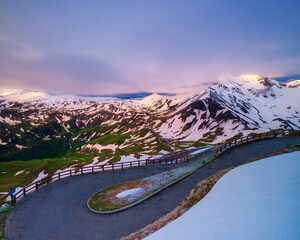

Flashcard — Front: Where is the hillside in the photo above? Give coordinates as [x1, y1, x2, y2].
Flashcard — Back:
[0, 75, 299, 164]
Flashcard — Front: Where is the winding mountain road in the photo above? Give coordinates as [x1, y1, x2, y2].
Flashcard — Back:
[6, 137, 300, 240]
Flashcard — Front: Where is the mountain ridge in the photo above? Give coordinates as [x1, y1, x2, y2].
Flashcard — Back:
[0, 74, 299, 163]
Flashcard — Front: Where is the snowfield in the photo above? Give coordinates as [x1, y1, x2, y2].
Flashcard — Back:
[146, 151, 300, 240]
[116, 188, 144, 198]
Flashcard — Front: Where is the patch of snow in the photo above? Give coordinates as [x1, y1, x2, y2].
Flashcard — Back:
[84, 157, 99, 167]
[0, 116, 21, 125]
[116, 188, 143, 198]
[14, 170, 24, 176]
[54, 165, 78, 174]
[81, 144, 118, 152]
[160, 150, 170, 154]
[144, 137, 156, 143]
[15, 144, 25, 149]
[61, 115, 71, 122]
[146, 151, 300, 240]
[141, 132, 152, 139]
[0, 139, 7, 145]
[32, 170, 48, 183]
[97, 157, 112, 166]
[151, 155, 163, 159]
[118, 154, 151, 163]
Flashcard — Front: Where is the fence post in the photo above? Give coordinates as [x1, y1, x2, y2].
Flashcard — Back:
[36, 182, 38, 189]
[138, 161, 140, 167]
[58, 172, 60, 180]
[47, 176, 50, 184]
[23, 188, 26, 196]
[130, 162, 132, 168]
[112, 164, 114, 171]
[92, 166, 94, 173]
[81, 168, 83, 174]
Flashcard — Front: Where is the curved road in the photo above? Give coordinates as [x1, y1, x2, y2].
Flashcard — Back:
[6, 137, 300, 240]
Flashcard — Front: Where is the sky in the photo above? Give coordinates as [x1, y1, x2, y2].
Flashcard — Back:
[0, 0, 299, 95]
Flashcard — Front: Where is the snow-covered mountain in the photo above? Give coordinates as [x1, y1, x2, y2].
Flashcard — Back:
[158, 75, 300, 141]
[0, 75, 299, 162]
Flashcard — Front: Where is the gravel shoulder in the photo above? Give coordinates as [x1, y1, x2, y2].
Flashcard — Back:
[6, 137, 300, 240]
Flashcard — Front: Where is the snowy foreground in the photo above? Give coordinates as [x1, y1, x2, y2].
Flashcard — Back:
[146, 151, 300, 240]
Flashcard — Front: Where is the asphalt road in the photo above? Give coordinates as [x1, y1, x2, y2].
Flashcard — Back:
[6, 137, 300, 240]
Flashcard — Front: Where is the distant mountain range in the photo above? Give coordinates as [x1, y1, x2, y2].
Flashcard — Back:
[0, 74, 299, 162]
[77, 92, 176, 100]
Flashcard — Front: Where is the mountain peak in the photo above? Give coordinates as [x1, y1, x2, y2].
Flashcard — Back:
[140, 94, 167, 106]
[286, 80, 300, 88]
[0, 88, 48, 101]
[239, 74, 262, 82]
[0, 88, 26, 97]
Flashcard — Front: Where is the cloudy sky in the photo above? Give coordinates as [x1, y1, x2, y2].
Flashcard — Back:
[0, 0, 299, 94]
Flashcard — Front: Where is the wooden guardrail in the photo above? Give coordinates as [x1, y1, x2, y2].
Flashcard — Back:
[11, 156, 190, 205]
[11, 129, 299, 205]
[215, 129, 300, 156]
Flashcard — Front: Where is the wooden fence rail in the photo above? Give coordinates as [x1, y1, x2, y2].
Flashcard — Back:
[215, 129, 300, 156]
[11, 129, 299, 205]
[11, 156, 191, 205]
